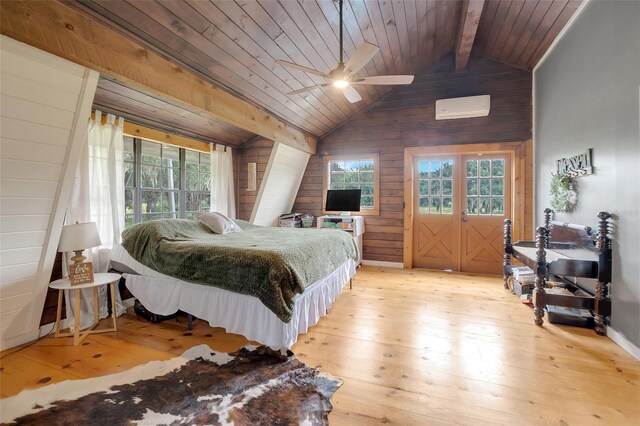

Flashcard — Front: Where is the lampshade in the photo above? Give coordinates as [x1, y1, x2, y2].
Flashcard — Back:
[58, 222, 102, 252]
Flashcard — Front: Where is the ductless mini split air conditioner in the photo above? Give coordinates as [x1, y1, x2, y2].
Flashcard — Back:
[435, 95, 490, 120]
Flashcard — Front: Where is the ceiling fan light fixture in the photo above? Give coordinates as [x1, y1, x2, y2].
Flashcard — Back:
[333, 80, 349, 88]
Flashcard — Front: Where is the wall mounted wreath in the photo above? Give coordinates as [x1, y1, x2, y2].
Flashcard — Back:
[549, 173, 577, 212]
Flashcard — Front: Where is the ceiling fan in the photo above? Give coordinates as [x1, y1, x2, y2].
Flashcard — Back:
[275, 0, 414, 103]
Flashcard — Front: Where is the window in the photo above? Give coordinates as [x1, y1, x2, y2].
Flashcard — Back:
[124, 137, 212, 228]
[323, 154, 379, 215]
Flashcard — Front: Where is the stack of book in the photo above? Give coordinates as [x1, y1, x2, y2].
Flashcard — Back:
[511, 266, 536, 297]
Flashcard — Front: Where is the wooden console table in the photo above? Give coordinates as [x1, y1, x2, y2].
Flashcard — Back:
[503, 209, 612, 334]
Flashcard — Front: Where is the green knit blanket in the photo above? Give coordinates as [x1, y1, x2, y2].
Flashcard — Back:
[120, 219, 357, 322]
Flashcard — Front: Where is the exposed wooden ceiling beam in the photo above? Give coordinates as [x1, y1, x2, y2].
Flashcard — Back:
[0, 0, 317, 154]
[455, 0, 486, 71]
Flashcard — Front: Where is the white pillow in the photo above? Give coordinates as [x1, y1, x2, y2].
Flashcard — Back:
[195, 212, 243, 234]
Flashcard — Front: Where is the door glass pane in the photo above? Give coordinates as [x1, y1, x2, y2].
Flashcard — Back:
[480, 160, 491, 177]
[442, 197, 453, 214]
[479, 178, 491, 195]
[419, 180, 428, 195]
[491, 159, 504, 177]
[467, 179, 477, 196]
[492, 178, 504, 196]
[430, 197, 441, 214]
[442, 160, 453, 177]
[419, 197, 429, 213]
[430, 179, 440, 196]
[479, 198, 491, 215]
[467, 198, 478, 214]
[492, 197, 504, 215]
[466, 160, 477, 177]
[442, 179, 452, 195]
[418, 161, 429, 178]
[429, 161, 441, 178]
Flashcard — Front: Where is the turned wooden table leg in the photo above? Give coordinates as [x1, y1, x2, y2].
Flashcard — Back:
[594, 211, 612, 335]
[533, 227, 548, 326]
[503, 219, 512, 289]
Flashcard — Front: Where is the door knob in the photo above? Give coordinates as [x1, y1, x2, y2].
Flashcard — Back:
[461, 211, 467, 222]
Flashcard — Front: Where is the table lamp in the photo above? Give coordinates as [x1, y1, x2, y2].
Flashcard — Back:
[59, 222, 102, 263]
[58, 222, 101, 285]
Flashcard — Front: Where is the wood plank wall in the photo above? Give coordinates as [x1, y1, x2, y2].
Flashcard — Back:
[236, 139, 275, 221]
[293, 53, 533, 264]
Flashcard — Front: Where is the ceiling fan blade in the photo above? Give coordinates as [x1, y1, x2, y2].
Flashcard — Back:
[352, 75, 415, 85]
[275, 60, 329, 78]
[287, 84, 329, 95]
[341, 86, 362, 103]
[344, 42, 380, 77]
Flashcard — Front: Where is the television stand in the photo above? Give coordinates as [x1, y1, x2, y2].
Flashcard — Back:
[317, 215, 365, 267]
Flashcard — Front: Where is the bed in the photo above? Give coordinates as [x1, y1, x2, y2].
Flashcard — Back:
[110, 219, 358, 349]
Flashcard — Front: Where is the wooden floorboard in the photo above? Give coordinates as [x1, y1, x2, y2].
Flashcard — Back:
[1, 266, 638, 424]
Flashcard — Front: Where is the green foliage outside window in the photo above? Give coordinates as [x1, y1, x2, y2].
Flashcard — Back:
[329, 159, 376, 208]
[124, 137, 212, 227]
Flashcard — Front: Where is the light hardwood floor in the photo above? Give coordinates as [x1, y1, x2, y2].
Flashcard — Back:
[1, 267, 639, 425]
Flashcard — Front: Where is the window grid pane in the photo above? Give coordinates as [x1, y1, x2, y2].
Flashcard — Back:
[465, 159, 506, 216]
[125, 139, 213, 228]
[328, 159, 376, 210]
[417, 160, 454, 215]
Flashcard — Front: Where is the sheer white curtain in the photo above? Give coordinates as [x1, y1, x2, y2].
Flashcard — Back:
[63, 111, 126, 329]
[210, 143, 236, 218]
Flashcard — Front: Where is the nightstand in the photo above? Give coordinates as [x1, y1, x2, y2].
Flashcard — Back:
[49, 272, 121, 345]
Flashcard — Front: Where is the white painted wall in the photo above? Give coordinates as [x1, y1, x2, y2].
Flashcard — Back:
[0, 36, 98, 350]
[251, 142, 310, 226]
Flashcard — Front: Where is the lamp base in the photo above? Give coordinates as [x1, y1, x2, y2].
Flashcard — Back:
[70, 250, 86, 264]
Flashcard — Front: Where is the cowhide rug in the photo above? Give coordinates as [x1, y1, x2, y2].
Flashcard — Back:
[0, 345, 342, 425]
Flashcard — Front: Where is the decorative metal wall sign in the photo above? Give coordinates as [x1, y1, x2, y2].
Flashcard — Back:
[556, 149, 593, 177]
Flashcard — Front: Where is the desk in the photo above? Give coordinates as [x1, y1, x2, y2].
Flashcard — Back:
[49, 272, 121, 345]
[317, 215, 365, 268]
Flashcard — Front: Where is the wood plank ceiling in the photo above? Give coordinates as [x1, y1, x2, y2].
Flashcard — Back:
[72, 0, 581, 142]
[94, 76, 255, 148]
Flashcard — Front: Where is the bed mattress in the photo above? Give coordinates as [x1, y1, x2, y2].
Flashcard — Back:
[110, 243, 356, 349]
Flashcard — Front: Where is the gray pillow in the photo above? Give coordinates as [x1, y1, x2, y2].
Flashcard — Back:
[194, 212, 243, 234]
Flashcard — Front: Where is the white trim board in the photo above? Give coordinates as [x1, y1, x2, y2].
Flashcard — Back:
[361, 260, 403, 269]
[250, 141, 310, 226]
[607, 327, 640, 362]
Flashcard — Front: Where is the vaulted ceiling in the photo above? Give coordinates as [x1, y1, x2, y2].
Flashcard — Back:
[72, 0, 581, 143]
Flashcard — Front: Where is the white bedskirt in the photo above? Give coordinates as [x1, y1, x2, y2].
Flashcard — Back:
[111, 244, 356, 349]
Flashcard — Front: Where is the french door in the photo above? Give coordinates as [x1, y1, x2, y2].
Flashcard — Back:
[412, 154, 511, 274]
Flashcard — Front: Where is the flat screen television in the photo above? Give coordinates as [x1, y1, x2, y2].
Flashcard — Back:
[325, 189, 361, 212]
